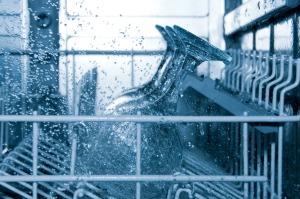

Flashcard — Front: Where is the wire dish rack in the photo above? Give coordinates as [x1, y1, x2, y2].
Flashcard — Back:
[0, 131, 114, 199]
[0, 45, 299, 198]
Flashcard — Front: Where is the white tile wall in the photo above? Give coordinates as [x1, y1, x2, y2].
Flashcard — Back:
[66, 0, 208, 17]
[0, 0, 22, 14]
[0, 0, 26, 94]
[60, 0, 213, 108]
[274, 19, 293, 51]
[256, 26, 270, 51]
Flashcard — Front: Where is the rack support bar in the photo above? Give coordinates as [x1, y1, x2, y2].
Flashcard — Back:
[0, 175, 268, 183]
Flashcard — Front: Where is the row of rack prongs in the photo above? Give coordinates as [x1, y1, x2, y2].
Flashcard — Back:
[221, 49, 300, 199]
[222, 49, 300, 115]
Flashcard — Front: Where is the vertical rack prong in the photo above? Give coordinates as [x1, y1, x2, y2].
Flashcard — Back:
[243, 112, 249, 199]
[250, 129, 255, 198]
[228, 49, 240, 90]
[251, 51, 263, 101]
[272, 56, 293, 111]
[270, 135, 276, 199]
[257, 132, 261, 198]
[32, 111, 38, 199]
[263, 135, 268, 199]
[70, 129, 77, 176]
[265, 55, 285, 109]
[236, 51, 247, 91]
[136, 111, 142, 199]
[258, 54, 276, 105]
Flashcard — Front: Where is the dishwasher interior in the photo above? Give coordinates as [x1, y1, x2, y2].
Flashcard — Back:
[0, 0, 300, 198]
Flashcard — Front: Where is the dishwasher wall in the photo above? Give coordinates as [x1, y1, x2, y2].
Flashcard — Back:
[0, 0, 299, 198]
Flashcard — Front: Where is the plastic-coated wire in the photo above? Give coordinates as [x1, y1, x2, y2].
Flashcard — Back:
[0, 169, 35, 199]
[250, 129, 255, 198]
[23, 140, 68, 162]
[256, 133, 262, 198]
[247, 51, 262, 94]
[270, 138, 276, 199]
[20, 144, 69, 172]
[0, 182, 31, 199]
[225, 49, 236, 87]
[263, 135, 268, 199]
[70, 133, 77, 176]
[11, 149, 74, 196]
[272, 56, 293, 111]
[3, 144, 74, 197]
[182, 169, 243, 198]
[70, 123, 87, 176]
[234, 51, 246, 91]
[226, 50, 299, 65]
[0, 175, 268, 183]
[244, 51, 257, 93]
[221, 49, 233, 82]
[265, 55, 285, 109]
[32, 112, 38, 199]
[0, 163, 54, 198]
[0, 115, 298, 122]
[174, 188, 193, 199]
[136, 111, 142, 199]
[182, 153, 244, 194]
[21, 142, 67, 166]
[258, 54, 276, 105]
[73, 189, 101, 199]
[10, 151, 73, 194]
[233, 52, 244, 91]
[240, 51, 252, 92]
[235, 124, 239, 176]
[39, 137, 70, 154]
[193, 182, 224, 198]
[243, 112, 249, 199]
[252, 54, 269, 102]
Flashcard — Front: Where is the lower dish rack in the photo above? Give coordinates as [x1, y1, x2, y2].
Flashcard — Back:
[0, 50, 299, 199]
[0, 131, 244, 199]
[0, 133, 112, 199]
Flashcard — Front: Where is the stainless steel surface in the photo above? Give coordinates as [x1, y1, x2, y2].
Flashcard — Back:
[224, 0, 300, 35]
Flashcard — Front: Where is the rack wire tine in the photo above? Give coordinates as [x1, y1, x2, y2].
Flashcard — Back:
[32, 111, 38, 199]
[245, 51, 259, 93]
[272, 56, 293, 111]
[236, 51, 249, 92]
[243, 112, 249, 199]
[224, 49, 234, 87]
[222, 49, 233, 82]
[227, 49, 240, 89]
[248, 51, 263, 95]
[265, 55, 285, 109]
[232, 50, 244, 91]
[259, 54, 276, 105]
[253, 53, 269, 102]
[241, 51, 255, 92]
[70, 122, 87, 176]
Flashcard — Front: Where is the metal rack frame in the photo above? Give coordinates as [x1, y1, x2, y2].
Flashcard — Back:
[0, 114, 299, 199]
[0, 51, 300, 198]
[0, 47, 300, 198]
